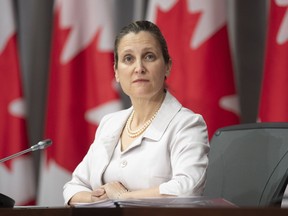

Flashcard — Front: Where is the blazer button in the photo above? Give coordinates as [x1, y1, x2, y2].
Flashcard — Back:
[120, 160, 127, 168]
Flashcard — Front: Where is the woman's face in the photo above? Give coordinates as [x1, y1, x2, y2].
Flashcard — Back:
[115, 31, 171, 100]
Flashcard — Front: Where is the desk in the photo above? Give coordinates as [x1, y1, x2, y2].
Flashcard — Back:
[1, 207, 288, 216]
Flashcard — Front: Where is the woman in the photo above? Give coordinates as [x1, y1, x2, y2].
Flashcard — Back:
[63, 20, 209, 205]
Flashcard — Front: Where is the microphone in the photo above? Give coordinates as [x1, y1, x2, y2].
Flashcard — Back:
[0, 139, 52, 208]
[0, 139, 52, 163]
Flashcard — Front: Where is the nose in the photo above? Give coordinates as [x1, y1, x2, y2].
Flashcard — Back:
[134, 60, 145, 74]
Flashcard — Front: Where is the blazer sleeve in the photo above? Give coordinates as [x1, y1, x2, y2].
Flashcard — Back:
[159, 113, 210, 196]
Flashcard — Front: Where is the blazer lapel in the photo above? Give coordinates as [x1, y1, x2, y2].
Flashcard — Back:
[101, 108, 132, 158]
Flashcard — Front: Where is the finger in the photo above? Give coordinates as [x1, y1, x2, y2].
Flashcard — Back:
[104, 182, 129, 199]
[92, 188, 105, 197]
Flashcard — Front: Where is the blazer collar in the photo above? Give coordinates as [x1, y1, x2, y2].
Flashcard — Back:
[101, 91, 182, 153]
[143, 91, 182, 141]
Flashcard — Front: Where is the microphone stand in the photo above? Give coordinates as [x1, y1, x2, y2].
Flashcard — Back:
[0, 139, 52, 163]
[0, 139, 52, 208]
[0, 148, 33, 163]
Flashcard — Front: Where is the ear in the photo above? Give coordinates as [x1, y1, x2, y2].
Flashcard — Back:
[114, 64, 120, 82]
[165, 59, 172, 77]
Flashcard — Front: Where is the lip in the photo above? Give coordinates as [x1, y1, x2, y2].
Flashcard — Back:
[133, 79, 149, 83]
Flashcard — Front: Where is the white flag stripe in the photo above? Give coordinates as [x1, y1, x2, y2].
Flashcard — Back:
[0, 0, 15, 52]
[0, 157, 35, 204]
[187, 0, 227, 49]
[56, 0, 116, 64]
[275, 0, 288, 44]
[146, 0, 177, 22]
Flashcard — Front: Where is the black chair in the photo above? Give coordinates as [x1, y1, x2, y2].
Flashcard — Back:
[203, 123, 288, 207]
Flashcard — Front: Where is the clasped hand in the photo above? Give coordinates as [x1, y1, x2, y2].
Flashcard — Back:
[91, 181, 128, 202]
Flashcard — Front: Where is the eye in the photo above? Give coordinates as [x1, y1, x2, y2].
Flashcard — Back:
[145, 53, 156, 61]
[123, 55, 134, 64]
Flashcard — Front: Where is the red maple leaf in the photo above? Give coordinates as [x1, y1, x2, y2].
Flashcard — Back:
[154, 1, 239, 138]
[45, 8, 118, 171]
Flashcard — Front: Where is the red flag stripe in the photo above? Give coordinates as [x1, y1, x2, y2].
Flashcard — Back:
[258, 0, 288, 122]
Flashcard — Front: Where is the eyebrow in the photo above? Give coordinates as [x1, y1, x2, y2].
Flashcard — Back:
[120, 47, 159, 55]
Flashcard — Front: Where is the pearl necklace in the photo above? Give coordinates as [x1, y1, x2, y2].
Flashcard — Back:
[126, 107, 160, 138]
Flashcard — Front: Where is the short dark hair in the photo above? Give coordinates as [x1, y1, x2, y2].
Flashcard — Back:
[114, 20, 171, 69]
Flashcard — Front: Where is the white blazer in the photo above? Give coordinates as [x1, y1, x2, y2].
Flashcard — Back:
[63, 92, 210, 204]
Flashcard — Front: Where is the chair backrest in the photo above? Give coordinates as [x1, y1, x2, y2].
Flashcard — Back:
[203, 123, 288, 207]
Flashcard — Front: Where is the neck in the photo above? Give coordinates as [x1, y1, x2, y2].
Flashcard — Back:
[132, 92, 165, 125]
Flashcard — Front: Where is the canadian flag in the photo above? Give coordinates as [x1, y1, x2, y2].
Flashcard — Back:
[0, 0, 35, 205]
[147, 0, 240, 138]
[38, 0, 122, 205]
[258, 0, 288, 122]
